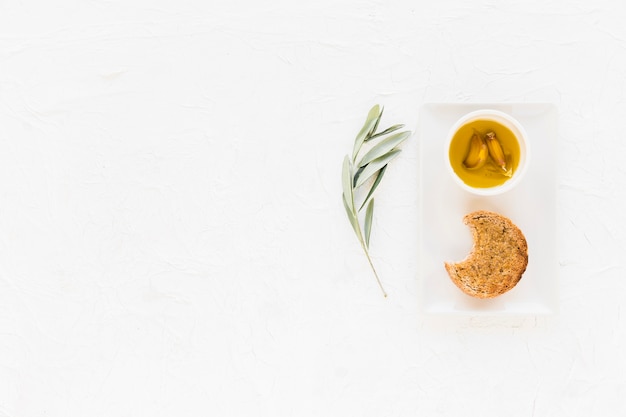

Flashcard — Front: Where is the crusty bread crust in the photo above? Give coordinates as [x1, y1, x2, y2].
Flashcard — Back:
[444, 210, 528, 299]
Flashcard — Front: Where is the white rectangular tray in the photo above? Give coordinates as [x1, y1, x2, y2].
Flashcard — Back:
[419, 103, 558, 315]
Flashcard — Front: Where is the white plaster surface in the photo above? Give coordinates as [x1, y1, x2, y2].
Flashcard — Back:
[1, 0, 626, 416]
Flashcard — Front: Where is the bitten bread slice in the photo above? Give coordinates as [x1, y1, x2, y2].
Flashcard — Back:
[444, 210, 528, 299]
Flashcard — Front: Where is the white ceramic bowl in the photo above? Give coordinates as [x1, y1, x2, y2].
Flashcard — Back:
[446, 109, 530, 196]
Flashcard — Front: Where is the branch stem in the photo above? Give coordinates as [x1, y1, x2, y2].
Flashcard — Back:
[361, 243, 387, 297]
[351, 205, 387, 298]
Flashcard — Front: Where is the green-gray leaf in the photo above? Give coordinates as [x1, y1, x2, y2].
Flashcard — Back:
[358, 131, 410, 167]
[364, 199, 374, 248]
[359, 164, 387, 211]
[342, 193, 361, 239]
[342, 155, 354, 212]
[367, 124, 405, 141]
[352, 165, 365, 188]
[352, 105, 381, 161]
[354, 149, 401, 188]
[370, 107, 384, 138]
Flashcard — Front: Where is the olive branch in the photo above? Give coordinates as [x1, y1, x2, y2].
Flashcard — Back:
[341, 104, 410, 297]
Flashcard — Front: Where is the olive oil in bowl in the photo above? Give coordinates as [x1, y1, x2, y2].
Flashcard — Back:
[446, 110, 529, 196]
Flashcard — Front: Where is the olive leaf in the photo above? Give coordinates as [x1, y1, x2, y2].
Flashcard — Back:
[364, 199, 374, 248]
[359, 165, 386, 212]
[354, 149, 401, 188]
[342, 193, 360, 237]
[370, 107, 384, 139]
[358, 131, 410, 167]
[341, 104, 411, 297]
[352, 105, 381, 161]
[367, 123, 405, 141]
[342, 156, 354, 212]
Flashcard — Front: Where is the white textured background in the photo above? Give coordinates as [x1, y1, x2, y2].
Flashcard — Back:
[1, 0, 626, 416]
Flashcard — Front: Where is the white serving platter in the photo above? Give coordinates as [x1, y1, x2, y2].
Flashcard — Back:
[419, 103, 558, 315]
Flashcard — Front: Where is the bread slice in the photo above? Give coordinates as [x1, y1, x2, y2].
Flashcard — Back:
[444, 210, 528, 299]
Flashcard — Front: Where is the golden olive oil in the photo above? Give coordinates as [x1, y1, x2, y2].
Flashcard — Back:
[449, 119, 521, 188]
